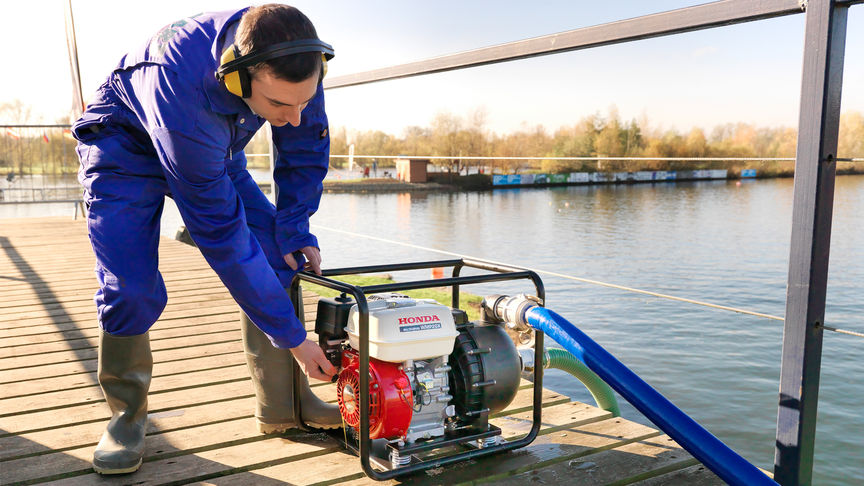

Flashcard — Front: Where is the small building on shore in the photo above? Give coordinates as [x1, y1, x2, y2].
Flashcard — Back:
[395, 158, 429, 183]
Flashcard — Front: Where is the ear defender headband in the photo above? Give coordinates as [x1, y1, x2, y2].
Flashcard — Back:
[216, 39, 335, 98]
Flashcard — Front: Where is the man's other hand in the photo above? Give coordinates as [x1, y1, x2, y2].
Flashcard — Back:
[284, 246, 322, 275]
[289, 339, 337, 381]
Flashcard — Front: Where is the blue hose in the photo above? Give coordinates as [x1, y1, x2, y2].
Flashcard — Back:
[525, 306, 777, 486]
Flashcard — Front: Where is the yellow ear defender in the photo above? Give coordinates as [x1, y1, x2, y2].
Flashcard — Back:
[216, 39, 334, 98]
[218, 45, 246, 98]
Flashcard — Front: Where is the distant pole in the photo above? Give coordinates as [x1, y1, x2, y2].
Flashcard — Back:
[774, 0, 848, 484]
[267, 123, 277, 203]
[348, 144, 355, 172]
[64, 0, 85, 120]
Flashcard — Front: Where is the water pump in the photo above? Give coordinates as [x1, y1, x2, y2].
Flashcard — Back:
[317, 294, 522, 450]
[296, 259, 545, 480]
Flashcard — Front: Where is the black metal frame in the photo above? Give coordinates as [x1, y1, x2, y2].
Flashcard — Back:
[290, 259, 545, 480]
[774, 1, 850, 484]
[316, 1, 864, 482]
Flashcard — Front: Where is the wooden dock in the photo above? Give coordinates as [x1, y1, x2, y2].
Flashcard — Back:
[1, 217, 723, 485]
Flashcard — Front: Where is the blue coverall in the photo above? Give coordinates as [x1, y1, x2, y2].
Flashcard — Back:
[73, 8, 328, 348]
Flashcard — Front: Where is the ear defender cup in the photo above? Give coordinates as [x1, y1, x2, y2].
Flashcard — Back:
[220, 45, 252, 98]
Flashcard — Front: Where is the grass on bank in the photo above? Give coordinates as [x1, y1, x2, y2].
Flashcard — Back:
[301, 274, 484, 321]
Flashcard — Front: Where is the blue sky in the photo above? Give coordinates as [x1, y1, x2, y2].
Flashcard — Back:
[4, 1, 863, 135]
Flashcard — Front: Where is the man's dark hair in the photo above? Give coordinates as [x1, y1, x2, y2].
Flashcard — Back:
[235, 4, 322, 83]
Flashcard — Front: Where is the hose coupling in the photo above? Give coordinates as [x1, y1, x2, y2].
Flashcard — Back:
[517, 347, 535, 376]
[482, 294, 543, 332]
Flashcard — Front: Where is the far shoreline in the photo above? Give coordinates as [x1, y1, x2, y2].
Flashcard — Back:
[314, 169, 863, 193]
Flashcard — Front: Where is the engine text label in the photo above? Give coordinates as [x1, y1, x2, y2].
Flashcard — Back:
[399, 323, 442, 332]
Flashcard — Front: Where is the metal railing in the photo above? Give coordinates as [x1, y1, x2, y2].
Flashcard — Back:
[318, 1, 861, 484]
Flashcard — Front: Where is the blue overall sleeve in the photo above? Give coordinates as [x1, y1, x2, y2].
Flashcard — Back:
[113, 65, 306, 348]
[271, 83, 330, 257]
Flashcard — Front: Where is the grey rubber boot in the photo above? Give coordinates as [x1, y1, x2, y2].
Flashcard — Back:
[92, 331, 152, 474]
[241, 292, 341, 432]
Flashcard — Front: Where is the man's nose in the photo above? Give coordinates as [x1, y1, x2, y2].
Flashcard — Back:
[286, 106, 302, 127]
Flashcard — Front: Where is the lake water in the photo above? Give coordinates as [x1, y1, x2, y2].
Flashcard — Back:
[3, 175, 861, 484]
[312, 176, 864, 485]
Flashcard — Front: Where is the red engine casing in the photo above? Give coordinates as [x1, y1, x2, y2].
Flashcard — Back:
[337, 349, 414, 440]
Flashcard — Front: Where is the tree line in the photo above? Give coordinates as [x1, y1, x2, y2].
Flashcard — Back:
[2, 100, 863, 176]
[326, 107, 864, 175]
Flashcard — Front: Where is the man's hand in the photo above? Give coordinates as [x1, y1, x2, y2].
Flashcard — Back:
[290, 339, 337, 381]
[284, 246, 322, 275]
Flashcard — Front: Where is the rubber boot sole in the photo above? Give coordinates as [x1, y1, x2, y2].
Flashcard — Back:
[257, 419, 340, 434]
[93, 458, 143, 475]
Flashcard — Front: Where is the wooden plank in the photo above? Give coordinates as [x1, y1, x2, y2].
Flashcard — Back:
[1, 362, 252, 414]
[3, 350, 247, 397]
[0, 269, 225, 296]
[177, 401, 608, 486]
[0, 290, 306, 324]
[494, 434, 701, 485]
[0, 310, 241, 340]
[0, 267, 213, 293]
[0, 239, 193, 256]
[0, 271, 220, 299]
[0, 293, 238, 326]
[0, 282, 315, 311]
[0, 292, 312, 332]
[18, 388, 589, 485]
[4, 398, 604, 485]
[0, 252, 198, 274]
[36, 431, 338, 486]
[0, 279, 227, 310]
[0, 313, 242, 347]
[0, 252, 208, 279]
[0, 296, 314, 327]
[0, 341, 244, 385]
[0, 381, 547, 460]
[0, 301, 240, 332]
[1, 320, 241, 358]
[0, 328, 243, 371]
[0, 379, 255, 437]
[2, 415, 269, 485]
[275, 417, 661, 485]
[632, 463, 727, 485]
[0, 382, 544, 460]
[0, 384, 336, 462]
[0, 251, 201, 279]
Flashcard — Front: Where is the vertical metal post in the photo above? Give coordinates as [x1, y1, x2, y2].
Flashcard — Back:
[267, 123, 278, 204]
[774, 1, 848, 484]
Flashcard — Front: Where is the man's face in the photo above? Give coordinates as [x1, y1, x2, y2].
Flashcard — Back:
[244, 69, 319, 127]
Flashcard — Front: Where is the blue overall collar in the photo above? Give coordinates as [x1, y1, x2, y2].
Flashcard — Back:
[203, 7, 258, 126]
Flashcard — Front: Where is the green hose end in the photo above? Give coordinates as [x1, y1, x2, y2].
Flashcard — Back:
[543, 348, 620, 417]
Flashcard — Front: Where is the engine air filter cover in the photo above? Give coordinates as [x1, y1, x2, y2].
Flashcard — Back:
[347, 297, 458, 362]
